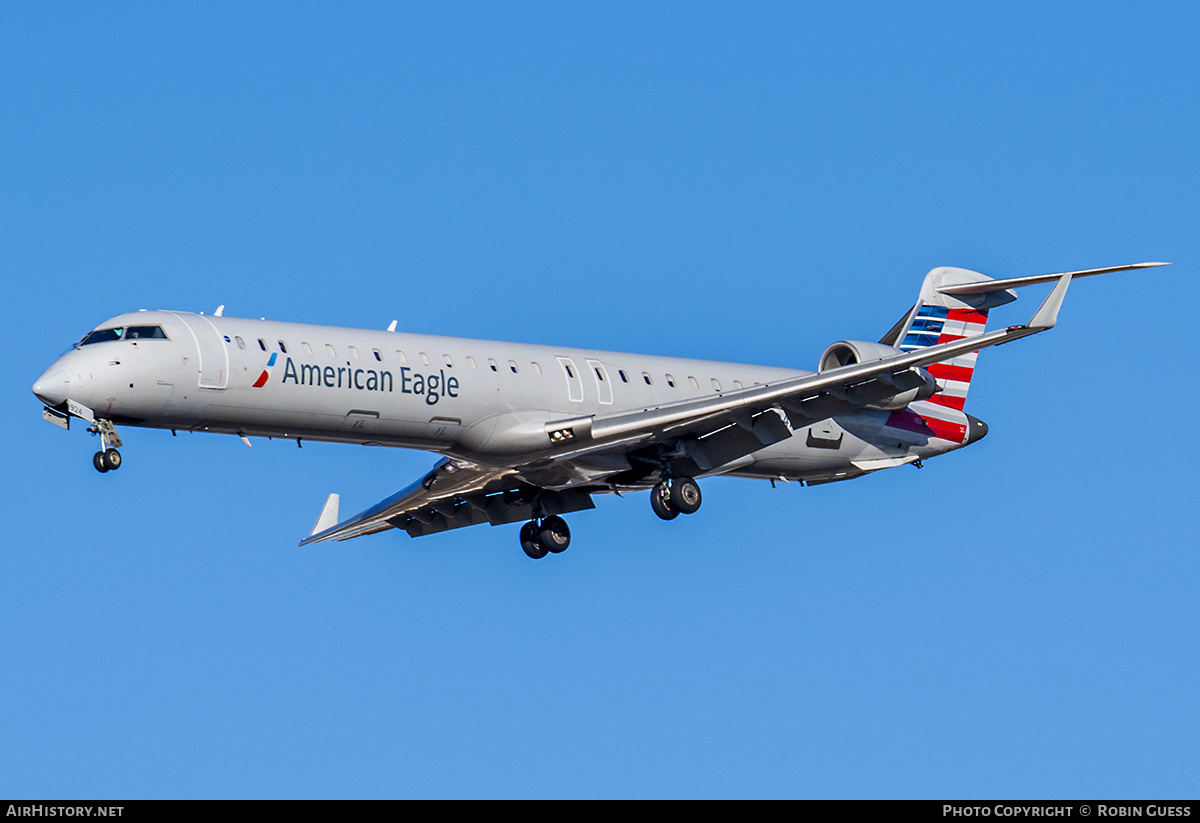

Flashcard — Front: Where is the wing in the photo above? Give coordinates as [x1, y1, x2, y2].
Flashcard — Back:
[300, 459, 596, 544]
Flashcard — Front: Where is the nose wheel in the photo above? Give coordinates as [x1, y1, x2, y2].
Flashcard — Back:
[519, 515, 571, 559]
[93, 448, 122, 473]
[650, 476, 702, 520]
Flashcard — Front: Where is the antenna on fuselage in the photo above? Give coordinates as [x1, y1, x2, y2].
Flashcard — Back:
[386, 320, 397, 332]
[215, 305, 224, 316]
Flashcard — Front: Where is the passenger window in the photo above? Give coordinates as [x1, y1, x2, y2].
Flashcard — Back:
[349, 346, 359, 360]
[466, 356, 477, 370]
[733, 380, 743, 389]
[278, 340, 288, 353]
[688, 376, 699, 389]
[531, 361, 542, 375]
[488, 358, 499, 372]
[419, 352, 430, 366]
[373, 349, 383, 362]
[595, 367, 606, 381]
[711, 378, 722, 391]
[619, 370, 629, 383]
[395, 350, 407, 364]
[302, 342, 313, 355]
[665, 374, 675, 387]
[326, 344, 336, 358]
[443, 354, 454, 367]
[258, 339, 267, 351]
[235, 336, 246, 350]
[642, 372, 653, 385]
[509, 360, 519, 374]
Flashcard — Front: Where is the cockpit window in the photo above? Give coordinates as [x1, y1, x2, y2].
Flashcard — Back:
[125, 325, 167, 340]
[77, 325, 168, 347]
[79, 328, 125, 345]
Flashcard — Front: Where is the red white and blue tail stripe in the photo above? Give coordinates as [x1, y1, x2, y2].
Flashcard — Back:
[884, 266, 1004, 443]
[899, 304, 988, 412]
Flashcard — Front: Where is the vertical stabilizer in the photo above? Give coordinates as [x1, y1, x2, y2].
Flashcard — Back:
[892, 267, 1015, 412]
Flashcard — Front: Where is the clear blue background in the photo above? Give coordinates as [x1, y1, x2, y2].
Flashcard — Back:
[3, 2, 1196, 798]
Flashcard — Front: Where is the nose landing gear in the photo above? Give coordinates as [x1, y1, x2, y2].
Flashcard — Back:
[89, 419, 124, 473]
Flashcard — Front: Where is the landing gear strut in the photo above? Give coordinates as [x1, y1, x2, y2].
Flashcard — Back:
[519, 514, 571, 559]
[650, 476, 702, 520]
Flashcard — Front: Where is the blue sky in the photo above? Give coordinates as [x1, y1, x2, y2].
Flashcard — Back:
[4, 2, 1197, 798]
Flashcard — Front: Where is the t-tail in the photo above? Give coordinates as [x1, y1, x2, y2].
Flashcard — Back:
[879, 261, 1168, 444]
[876, 267, 1015, 444]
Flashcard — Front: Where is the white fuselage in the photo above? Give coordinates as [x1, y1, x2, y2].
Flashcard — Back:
[34, 310, 974, 488]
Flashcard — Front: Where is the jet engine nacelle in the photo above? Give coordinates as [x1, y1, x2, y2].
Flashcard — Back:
[818, 340, 937, 410]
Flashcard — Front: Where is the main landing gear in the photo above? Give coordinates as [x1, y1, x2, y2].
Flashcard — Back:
[89, 419, 124, 473]
[519, 514, 571, 560]
[650, 476, 702, 521]
[517, 477, 702, 559]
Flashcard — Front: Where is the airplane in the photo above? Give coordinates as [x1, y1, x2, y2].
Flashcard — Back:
[32, 261, 1166, 559]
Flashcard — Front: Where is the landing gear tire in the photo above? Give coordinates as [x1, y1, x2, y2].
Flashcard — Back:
[93, 451, 110, 473]
[650, 482, 679, 521]
[102, 448, 122, 471]
[520, 521, 548, 559]
[538, 515, 571, 554]
[520, 516, 571, 558]
[669, 477, 702, 514]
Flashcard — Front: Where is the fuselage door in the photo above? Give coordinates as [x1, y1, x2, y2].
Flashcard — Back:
[556, 356, 584, 403]
[169, 312, 229, 389]
[585, 358, 613, 405]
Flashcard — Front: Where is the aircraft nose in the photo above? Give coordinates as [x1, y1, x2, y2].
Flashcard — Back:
[32, 365, 70, 406]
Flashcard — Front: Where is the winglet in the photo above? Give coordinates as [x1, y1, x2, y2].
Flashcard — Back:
[309, 493, 340, 538]
[1027, 272, 1072, 330]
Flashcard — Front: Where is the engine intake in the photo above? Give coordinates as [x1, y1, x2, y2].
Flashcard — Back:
[819, 340, 906, 371]
[817, 340, 936, 410]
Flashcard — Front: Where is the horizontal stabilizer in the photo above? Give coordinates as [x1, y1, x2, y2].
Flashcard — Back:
[310, 494, 340, 537]
[937, 262, 1168, 296]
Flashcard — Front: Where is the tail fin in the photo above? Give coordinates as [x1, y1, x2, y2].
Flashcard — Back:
[884, 267, 1018, 412]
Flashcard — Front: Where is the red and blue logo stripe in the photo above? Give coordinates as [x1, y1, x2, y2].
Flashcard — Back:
[252, 352, 277, 388]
